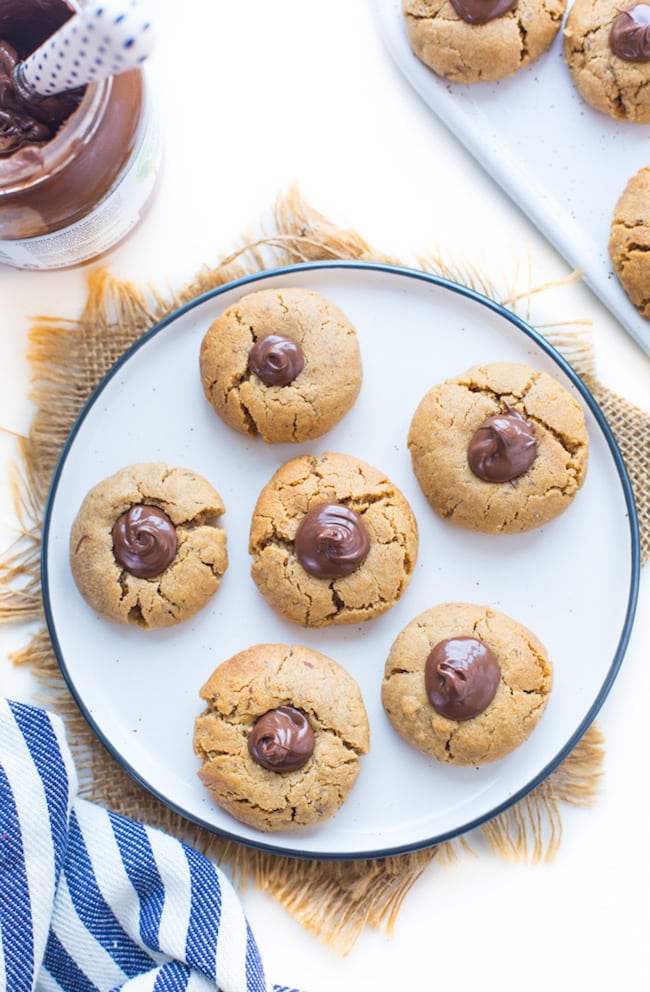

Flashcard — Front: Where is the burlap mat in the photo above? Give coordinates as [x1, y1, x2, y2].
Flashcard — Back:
[1, 189, 648, 954]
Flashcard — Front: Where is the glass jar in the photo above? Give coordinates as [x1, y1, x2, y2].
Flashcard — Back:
[0, 0, 160, 269]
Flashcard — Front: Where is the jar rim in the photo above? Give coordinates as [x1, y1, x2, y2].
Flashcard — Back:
[0, 77, 112, 195]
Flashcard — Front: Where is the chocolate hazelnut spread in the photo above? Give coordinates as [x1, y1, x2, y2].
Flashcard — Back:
[248, 706, 315, 772]
[467, 403, 537, 483]
[610, 4, 650, 61]
[294, 502, 370, 579]
[0, 0, 159, 269]
[450, 0, 517, 25]
[1, 0, 82, 168]
[112, 504, 178, 579]
[248, 334, 305, 386]
[425, 637, 500, 721]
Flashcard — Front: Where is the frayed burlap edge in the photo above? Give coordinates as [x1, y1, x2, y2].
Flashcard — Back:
[1, 187, 646, 955]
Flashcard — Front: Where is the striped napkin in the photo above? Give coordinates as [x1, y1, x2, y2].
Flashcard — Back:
[0, 699, 301, 992]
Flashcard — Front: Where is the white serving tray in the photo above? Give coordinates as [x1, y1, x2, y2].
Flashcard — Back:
[377, 0, 650, 356]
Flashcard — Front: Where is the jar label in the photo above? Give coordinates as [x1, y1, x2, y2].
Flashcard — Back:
[0, 109, 161, 270]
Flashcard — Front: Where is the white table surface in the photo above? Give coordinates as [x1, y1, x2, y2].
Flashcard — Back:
[1, 2, 649, 989]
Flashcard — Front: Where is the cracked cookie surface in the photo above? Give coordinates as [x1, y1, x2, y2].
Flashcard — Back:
[199, 287, 362, 443]
[249, 452, 419, 627]
[609, 167, 650, 317]
[564, 0, 650, 123]
[193, 642, 370, 831]
[382, 602, 553, 765]
[402, 0, 566, 84]
[70, 462, 228, 628]
[408, 362, 589, 534]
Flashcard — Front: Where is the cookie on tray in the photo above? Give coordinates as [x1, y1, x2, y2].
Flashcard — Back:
[408, 361, 589, 534]
[382, 602, 553, 765]
[609, 167, 650, 317]
[564, 0, 650, 123]
[193, 642, 370, 831]
[70, 462, 228, 628]
[199, 287, 362, 444]
[249, 451, 418, 627]
[402, 0, 567, 84]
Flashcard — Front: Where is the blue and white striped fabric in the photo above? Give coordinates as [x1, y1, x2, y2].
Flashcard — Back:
[0, 699, 302, 992]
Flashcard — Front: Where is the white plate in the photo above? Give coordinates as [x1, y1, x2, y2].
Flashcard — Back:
[377, 0, 650, 357]
[42, 262, 639, 859]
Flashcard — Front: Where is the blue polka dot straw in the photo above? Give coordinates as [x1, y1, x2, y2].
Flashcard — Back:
[12, 0, 155, 101]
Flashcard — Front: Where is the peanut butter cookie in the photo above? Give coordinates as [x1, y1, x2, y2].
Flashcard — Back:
[70, 462, 228, 628]
[194, 642, 370, 831]
[249, 451, 418, 627]
[408, 362, 588, 534]
[564, 0, 650, 123]
[199, 287, 362, 443]
[402, 0, 566, 84]
[382, 602, 553, 765]
[609, 167, 650, 317]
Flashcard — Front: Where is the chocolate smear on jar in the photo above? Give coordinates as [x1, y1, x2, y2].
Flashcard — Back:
[248, 706, 315, 772]
[248, 334, 305, 386]
[425, 637, 501, 721]
[112, 504, 178, 579]
[450, 0, 517, 25]
[467, 402, 537, 483]
[610, 4, 650, 61]
[295, 502, 370, 579]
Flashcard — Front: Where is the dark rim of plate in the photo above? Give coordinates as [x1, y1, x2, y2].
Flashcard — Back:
[41, 260, 641, 861]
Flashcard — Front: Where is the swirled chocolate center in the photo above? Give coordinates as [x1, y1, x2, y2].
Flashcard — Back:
[449, 0, 516, 25]
[247, 334, 305, 386]
[112, 504, 178, 578]
[425, 637, 500, 721]
[467, 403, 537, 483]
[248, 705, 315, 772]
[294, 503, 370, 579]
[610, 4, 650, 61]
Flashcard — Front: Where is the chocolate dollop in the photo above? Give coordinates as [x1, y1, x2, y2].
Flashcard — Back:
[248, 334, 305, 387]
[248, 705, 315, 772]
[112, 504, 178, 579]
[467, 403, 537, 483]
[610, 4, 650, 61]
[425, 637, 501, 721]
[294, 503, 370, 579]
[449, 0, 517, 25]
